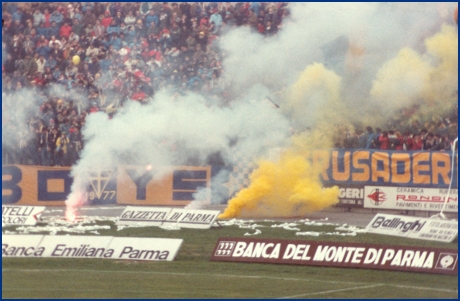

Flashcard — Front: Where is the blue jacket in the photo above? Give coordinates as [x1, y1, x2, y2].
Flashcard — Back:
[36, 45, 51, 59]
[110, 37, 122, 50]
[49, 12, 63, 25]
[37, 27, 48, 38]
[107, 25, 120, 35]
[365, 133, 375, 149]
[47, 26, 60, 39]
[145, 14, 159, 27]
[12, 11, 23, 23]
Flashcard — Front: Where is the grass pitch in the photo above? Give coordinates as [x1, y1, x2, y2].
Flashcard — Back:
[2, 220, 458, 298]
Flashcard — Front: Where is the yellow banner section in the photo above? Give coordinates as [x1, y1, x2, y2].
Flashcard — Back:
[116, 165, 211, 206]
[2, 165, 211, 206]
[2, 165, 71, 206]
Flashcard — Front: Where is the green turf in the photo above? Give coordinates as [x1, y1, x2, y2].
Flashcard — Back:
[2, 220, 458, 298]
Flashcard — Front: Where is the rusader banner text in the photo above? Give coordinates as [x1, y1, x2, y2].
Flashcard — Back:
[2, 151, 457, 205]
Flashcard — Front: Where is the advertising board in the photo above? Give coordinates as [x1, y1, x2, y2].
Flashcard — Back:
[210, 237, 458, 275]
[365, 213, 458, 243]
[364, 186, 458, 212]
[2, 205, 46, 226]
[2, 234, 183, 261]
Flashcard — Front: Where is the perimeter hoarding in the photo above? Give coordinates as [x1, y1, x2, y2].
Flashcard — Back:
[2, 165, 212, 206]
[364, 186, 458, 212]
[2, 235, 183, 261]
[3, 150, 457, 208]
[2, 205, 46, 226]
[210, 237, 458, 275]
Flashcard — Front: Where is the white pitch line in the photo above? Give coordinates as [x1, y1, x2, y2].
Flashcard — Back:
[390, 284, 459, 293]
[1, 287, 218, 296]
[2, 268, 458, 294]
[1, 268, 364, 285]
[278, 284, 385, 298]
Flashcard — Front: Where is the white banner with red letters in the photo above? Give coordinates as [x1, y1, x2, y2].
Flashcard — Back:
[363, 186, 458, 212]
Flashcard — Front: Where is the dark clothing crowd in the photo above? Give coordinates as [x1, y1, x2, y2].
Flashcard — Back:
[2, 2, 290, 166]
[2, 3, 457, 168]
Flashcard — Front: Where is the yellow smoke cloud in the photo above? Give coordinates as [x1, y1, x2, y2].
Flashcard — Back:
[219, 25, 457, 220]
[370, 25, 458, 124]
[421, 25, 458, 117]
[219, 150, 339, 218]
[220, 63, 343, 219]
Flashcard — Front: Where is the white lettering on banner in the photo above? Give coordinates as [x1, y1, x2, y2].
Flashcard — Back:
[311, 246, 434, 268]
[339, 188, 363, 199]
[312, 246, 364, 263]
[2, 206, 46, 226]
[364, 186, 458, 213]
[365, 214, 458, 243]
[211, 238, 458, 275]
[232, 242, 281, 259]
[282, 244, 312, 260]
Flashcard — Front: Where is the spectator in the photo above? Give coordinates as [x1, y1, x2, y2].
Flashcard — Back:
[50, 10, 63, 26]
[209, 9, 223, 34]
[33, 8, 45, 27]
[378, 131, 389, 150]
[411, 133, 423, 150]
[107, 19, 121, 35]
[55, 131, 70, 166]
[124, 11, 137, 25]
[146, 9, 159, 28]
[59, 22, 73, 39]
[388, 130, 399, 150]
[423, 133, 436, 150]
[48, 22, 60, 39]
[101, 11, 113, 28]
[68, 125, 83, 165]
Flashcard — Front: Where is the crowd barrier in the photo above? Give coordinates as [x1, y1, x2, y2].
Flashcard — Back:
[2, 150, 457, 212]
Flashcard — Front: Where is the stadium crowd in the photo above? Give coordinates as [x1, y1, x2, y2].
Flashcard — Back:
[1, 2, 458, 167]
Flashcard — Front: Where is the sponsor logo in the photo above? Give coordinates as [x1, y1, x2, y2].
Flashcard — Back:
[2, 235, 183, 262]
[121, 210, 168, 221]
[87, 170, 117, 203]
[214, 241, 236, 256]
[367, 189, 386, 205]
[396, 195, 457, 203]
[211, 238, 458, 275]
[435, 253, 458, 270]
[370, 216, 426, 233]
[366, 214, 458, 243]
[2, 206, 46, 225]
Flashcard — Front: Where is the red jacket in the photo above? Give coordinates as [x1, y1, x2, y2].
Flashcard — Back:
[132, 91, 146, 101]
[411, 137, 423, 150]
[59, 24, 73, 38]
[101, 17, 113, 28]
[44, 13, 51, 27]
[378, 135, 389, 150]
